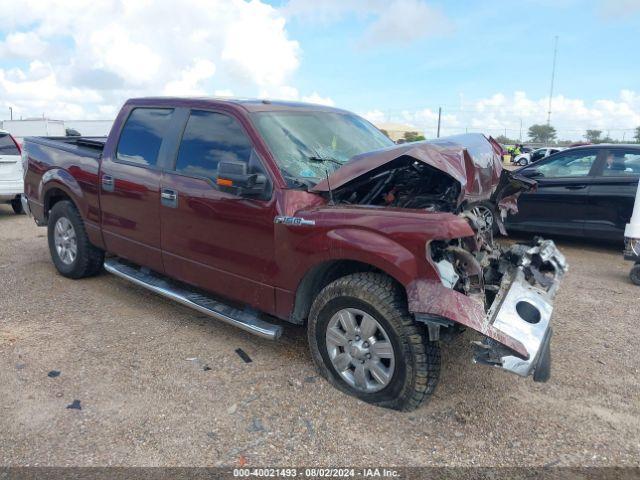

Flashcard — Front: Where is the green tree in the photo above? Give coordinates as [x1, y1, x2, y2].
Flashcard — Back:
[379, 129, 390, 138]
[585, 129, 602, 143]
[403, 131, 426, 142]
[528, 124, 557, 143]
[634, 126, 640, 143]
[496, 134, 518, 145]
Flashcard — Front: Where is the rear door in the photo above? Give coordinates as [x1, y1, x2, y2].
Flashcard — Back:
[0, 133, 22, 197]
[509, 148, 602, 236]
[99, 107, 175, 272]
[586, 147, 640, 240]
[159, 109, 278, 314]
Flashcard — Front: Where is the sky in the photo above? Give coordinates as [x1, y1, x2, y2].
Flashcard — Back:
[0, 0, 639, 140]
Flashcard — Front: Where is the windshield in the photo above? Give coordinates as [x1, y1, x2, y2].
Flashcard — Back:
[251, 111, 394, 185]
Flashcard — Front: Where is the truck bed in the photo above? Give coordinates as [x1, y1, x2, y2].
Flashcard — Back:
[26, 136, 106, 159]
[23, 136, 108, 234]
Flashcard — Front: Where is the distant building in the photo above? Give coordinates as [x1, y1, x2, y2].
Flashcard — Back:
[374, 122, 421, 142]
[64, 120, 113, 137]
[0, 118, 114, 142]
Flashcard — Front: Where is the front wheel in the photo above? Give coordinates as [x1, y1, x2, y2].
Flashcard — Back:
[518, 158, 528, 166]
[307, 273, 440, 411]
[47, 200, 104, 279]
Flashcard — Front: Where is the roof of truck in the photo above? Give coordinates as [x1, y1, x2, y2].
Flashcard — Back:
[126, 96, 351, 114]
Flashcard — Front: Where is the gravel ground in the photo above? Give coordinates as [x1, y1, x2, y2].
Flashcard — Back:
[0, 204, 639, 467]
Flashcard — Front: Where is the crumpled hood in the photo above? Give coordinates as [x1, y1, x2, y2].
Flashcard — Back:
[312, 133, 507, 206]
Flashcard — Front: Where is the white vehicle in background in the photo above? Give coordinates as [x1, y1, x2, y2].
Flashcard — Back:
[1, 119, 66, 146]
[513, 147, 565, 166]
[0, 130, 24, 214]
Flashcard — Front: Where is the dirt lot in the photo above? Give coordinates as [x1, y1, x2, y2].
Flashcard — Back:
[1, 204, 639, 467]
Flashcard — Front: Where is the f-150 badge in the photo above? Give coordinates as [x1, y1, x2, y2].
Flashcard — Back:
[274, 216, 316, 226]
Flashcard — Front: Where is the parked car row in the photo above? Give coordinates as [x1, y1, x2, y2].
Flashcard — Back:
[507, 144, 640, 241]
[512, 147, 565, 166]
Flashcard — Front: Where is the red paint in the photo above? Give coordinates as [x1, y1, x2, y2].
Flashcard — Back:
[24, 98, 522, 353]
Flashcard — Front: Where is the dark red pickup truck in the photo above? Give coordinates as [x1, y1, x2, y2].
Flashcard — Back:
[22, 97, 567, 410]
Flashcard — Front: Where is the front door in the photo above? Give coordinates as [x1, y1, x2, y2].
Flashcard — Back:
[509, 148, 601, 236]
[99, 107, 175, 272]
[160, 109, 277, 314]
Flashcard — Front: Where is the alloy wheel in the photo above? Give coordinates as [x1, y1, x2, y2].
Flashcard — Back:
[54, 217, 77, 265]
[325, 308, 395, 393]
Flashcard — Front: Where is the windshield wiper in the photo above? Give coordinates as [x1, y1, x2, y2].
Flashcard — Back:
[308, 156, 343, 167]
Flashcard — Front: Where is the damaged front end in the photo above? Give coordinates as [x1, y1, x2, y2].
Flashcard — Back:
[310, 133, 567, 382]
[426, 229, 567, 382]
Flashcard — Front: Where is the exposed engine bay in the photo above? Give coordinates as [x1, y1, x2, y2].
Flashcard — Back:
[331, 158, 462, 212]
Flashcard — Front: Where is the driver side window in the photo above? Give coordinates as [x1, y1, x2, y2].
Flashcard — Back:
[535, 150, 597, 178]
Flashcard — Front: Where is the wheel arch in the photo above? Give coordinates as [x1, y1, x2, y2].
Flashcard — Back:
[290, 259, 407, 324]
[40, 169, 84, 221]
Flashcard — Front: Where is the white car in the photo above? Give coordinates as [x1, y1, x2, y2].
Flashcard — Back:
[513, 147, 565, 166]
[0, 129, 24, 214]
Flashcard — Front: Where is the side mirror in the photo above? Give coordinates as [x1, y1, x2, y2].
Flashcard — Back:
[217, 160, 267, 197]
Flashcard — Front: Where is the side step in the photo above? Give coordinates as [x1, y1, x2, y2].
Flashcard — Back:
[104, 258, 283, 340]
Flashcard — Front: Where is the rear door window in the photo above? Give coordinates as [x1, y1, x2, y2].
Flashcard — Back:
[0, 134, 20, 156]
[174, 110, 254, 183]
[535, 150, 598, 178]
[602, 149, 640, 176]
[116, 108, 174, 167]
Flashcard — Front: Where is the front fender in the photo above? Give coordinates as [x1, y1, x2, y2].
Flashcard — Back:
[286, 226, 437, 288]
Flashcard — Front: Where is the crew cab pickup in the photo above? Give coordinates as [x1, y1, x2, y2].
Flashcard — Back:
[22, 98, 567, 410]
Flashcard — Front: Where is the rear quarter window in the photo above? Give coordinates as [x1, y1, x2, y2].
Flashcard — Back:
[116, 108, 174, 167]
[0, 134, 20, 155]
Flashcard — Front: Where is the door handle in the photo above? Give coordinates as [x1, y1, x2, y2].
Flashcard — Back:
[101, 174, 114, 192]
[161, 188, 178, 208]
[565, 185, 586, 190]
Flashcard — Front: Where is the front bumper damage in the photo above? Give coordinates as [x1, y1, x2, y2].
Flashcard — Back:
[472, 240, 567, 381]
[410, 238, 567, 383]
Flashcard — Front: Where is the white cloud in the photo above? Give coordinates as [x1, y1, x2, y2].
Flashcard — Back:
[0, 0, 315, 119]
[0, 31, 48, 58]
[361, 0, 453, 47]
[283, 0, 453, 47]
[163, 59, 217, 96]
[365, 91, 640, 141]
[302, 92, 335, 106]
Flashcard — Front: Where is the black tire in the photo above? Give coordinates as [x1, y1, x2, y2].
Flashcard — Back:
[518, 158, 528, 166]
[307, 272, 440, 411]
[47, 200, 104, 279]
[630, 264, 640, 286]
[11, 197, 24, 214]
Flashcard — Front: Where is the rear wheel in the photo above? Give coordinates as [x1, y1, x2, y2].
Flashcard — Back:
[630, 263, 640, 286]
[47, 200, 104, 278]
[307, 272, 440, 411]
[11, 197, 24, 214]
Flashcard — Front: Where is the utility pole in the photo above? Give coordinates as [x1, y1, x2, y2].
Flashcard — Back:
[547, 35, 559, 125]
[520, 118, 523, 141]
[9, 107, 12, 120]
[436, 107, 442, 138]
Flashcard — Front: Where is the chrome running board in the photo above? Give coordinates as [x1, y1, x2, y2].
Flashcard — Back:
[104, 258, 283, 340]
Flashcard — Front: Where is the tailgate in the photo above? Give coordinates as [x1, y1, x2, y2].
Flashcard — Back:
[0, 154, 22, 183]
